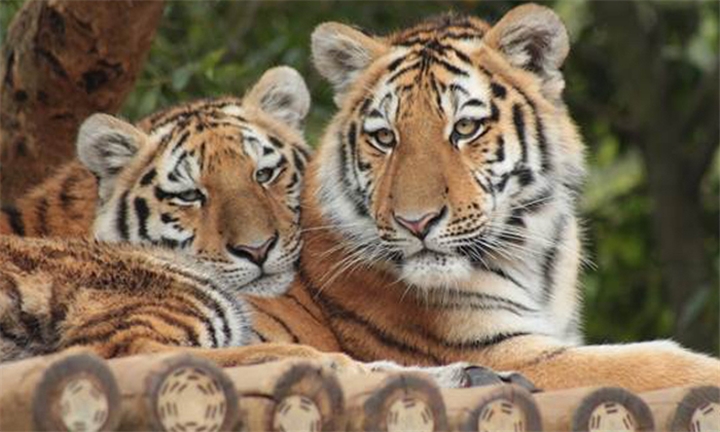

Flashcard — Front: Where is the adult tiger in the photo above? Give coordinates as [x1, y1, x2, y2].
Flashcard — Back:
[247, 4, 720, 391]
[0, 66, 486, 388]
[0, 67, 312, 297]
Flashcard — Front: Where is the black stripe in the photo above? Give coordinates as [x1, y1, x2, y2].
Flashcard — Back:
[1, 206, 25, 235]
[424, 288, 538, 313]
[269, 136, 284, 149]
[292, 149, 306, 173]
[285, 292, 325, 324]
[493, 136, 505, 163]
[387, 56, 405, 72]
[59, 172, 81, 210]
[74, 300, 207, 347]
[133, 197, 151, 240]
[254, 308, 300, 343]
[423, 300, 526, 316]
[63, 319, 173, 348]
[512, 104, 528, 163]
[116, 191, 130, 240]
[491, 82, 507, 99]
[139, 168, 157, 186]
[506, 83, 552, 172]
[252, 329, 268, 342]
[338, 127, 369, 217]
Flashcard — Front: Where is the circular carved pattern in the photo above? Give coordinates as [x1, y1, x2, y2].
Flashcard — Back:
[587, 402, 638, 432]
[476, 398, 528, 432]
[689, 402, 720, 432]
[386, 396, 435, 432]
[58, 376, 110, 432]
[272, 395, 323, 432]
[155, 367, 227, 432]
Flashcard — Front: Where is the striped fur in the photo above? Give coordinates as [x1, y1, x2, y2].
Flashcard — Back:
[247, 5, 720, 392]
[1, 67, 313, 297]
[0, 235, 251, 361]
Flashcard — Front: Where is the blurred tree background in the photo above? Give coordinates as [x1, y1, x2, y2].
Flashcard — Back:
[2, 0, 718, 354]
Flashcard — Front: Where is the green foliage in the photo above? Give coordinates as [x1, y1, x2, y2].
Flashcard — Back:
[1, 0, 717, 353]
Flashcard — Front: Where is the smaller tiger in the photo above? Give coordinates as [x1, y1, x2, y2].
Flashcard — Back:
[1, 66, 313, 297]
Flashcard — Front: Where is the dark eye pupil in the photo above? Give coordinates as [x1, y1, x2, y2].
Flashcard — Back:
[375, 129, 394, 146]
[179, 190, 201, 201]
[256, 168, 273, 183]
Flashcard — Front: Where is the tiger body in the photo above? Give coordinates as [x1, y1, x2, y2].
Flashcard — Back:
[246, 6, 720, 391]
[0, 235, 250, 360]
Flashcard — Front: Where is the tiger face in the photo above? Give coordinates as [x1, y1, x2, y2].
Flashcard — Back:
[77, 67, 312, 296]
[311, 6, 585, 292]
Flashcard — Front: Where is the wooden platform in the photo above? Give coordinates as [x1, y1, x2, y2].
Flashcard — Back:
[0, 350, 717, 431]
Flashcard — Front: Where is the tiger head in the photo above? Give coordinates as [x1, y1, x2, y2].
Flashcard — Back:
[310, 5, 585, 291]
[77, 66, 312, 296]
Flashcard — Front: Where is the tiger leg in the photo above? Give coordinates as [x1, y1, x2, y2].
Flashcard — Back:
[478, 335, 720, 392]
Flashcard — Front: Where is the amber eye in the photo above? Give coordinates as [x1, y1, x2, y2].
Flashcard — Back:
[176, 189, 205, 203]
[372, 128, 396, 149]
[453, 118, 482, 138]
[255, 167, 275, 184]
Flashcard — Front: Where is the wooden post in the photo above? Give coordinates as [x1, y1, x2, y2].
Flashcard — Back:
[642, 385, 719, 432]
[534, 386, 655, 432]
[341, 372, 448, 432]
[107, 353, 239, 431]
[224, 360, 345, 431]
[445, 384, 542, 432]
[0, 349, 121, 431]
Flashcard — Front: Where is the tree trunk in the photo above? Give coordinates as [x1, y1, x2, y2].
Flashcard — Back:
[0, 0, 164, 204]
[590, 1, 718, 351]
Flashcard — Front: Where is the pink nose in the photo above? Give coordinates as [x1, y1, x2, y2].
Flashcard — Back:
[227, 233, 278, 265]
[394, 208, 445, 239]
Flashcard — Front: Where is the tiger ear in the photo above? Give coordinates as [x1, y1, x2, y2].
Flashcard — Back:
[77, 113, 148, 198]
[484, 4, 569, 96]
[312, 22, 387, 106]
[244, 66, 311, 131]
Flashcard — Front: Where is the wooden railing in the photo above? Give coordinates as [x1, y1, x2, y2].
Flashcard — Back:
[0, 349, 717, 431]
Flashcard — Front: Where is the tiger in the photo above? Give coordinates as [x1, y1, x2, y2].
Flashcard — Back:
[0, 65, 316, 358]
[0, 66, 494, 388]
[243, 4, 720, 392]
[0, 66, 313, 297]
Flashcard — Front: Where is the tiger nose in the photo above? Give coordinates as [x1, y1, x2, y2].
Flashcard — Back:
[393, 207, 446, 240]
[227, 233, 278, 266]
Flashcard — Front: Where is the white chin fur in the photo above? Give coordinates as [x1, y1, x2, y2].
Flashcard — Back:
[399, 252, 474, 289]
[235, 271, 295, 297]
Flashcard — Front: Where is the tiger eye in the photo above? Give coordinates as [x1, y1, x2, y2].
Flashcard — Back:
[374, 128, 396, 147]
[454, 118, 480, 137]
[255, 167, 274, 184]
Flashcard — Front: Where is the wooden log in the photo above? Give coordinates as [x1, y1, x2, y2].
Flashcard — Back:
[0, 349, 121, 431]
[642, 385, 719, 432]
[445, 384, 542, 432]
[534, 386, 655, 431]
[341, 372, 448, 432]
[106, 352, 238, 431]
[224, 360, 344, 432]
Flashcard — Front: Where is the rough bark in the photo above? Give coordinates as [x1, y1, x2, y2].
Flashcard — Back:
[0, 0, 164, 204]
